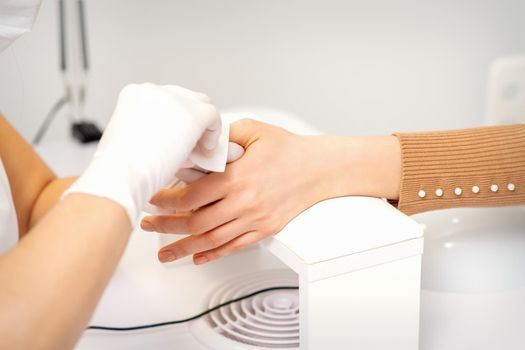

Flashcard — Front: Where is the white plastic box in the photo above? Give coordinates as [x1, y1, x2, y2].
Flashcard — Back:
[263, 196, 424, 350]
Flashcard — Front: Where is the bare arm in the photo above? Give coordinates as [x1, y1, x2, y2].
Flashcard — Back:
[0, 115, 125, 350]
[0, 193, 130, 350]
[29, 176, 77, 227]
[0, 115, 76, 235]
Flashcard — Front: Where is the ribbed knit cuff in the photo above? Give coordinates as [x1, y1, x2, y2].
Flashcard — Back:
[393, 124, 525, 215]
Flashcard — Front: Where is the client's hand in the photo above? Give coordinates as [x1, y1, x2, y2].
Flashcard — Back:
[141, 119, 342, 264]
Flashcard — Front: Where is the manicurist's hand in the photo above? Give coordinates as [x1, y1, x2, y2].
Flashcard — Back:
[65, 83, 221, 223]
[141, 118, 400, 264]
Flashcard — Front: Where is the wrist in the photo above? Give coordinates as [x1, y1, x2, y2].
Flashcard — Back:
[309, 135, 401, 200]
[302, 135, 353, 200]
[63, 156, 139, 224]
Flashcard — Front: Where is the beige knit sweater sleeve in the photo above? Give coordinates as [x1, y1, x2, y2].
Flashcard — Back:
[393, 124, 525, 215]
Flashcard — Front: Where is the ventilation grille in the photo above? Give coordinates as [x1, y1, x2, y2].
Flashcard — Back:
[204, 270, 299, 349]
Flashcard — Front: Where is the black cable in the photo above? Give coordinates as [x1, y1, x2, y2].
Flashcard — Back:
[32, 95, 69, 145]
[87, 286, 299, 332]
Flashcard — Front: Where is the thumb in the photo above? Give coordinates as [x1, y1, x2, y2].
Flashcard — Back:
[227, 142, 245, 162]
[229, 118, 266, 148]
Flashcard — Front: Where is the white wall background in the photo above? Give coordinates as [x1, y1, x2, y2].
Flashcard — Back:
[1, 0, 525, 142]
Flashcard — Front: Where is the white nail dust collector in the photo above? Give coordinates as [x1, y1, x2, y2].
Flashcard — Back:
[263, 197, 423, 350]
[192, 197, 424, 350]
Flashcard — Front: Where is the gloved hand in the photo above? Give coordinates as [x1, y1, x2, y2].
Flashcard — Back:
[63, 83, 222, 224]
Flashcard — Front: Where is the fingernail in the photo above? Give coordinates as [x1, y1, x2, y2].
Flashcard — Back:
[141, 220, 154, 232]
[194, 255, 209, 265]
[158, 250, 176, 263]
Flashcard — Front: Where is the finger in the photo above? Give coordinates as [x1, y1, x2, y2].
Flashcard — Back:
[157, 219, 247, 262]
[149, 171, 228, 211]
[193, 231, 263, 264]
[162, 84, 221, 150]
[142, 198, 237, 235]
[175, 168, 207, 184]
[191, 91, 212, 103]
[227, 142, 245, 162]
[229, 118, 266, 148]
[142, 202, 177, 216]
[141, 213, 191, 234]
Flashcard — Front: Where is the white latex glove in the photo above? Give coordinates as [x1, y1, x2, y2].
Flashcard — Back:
[0, 0, 42, 53]
[63, 83, 221, 224]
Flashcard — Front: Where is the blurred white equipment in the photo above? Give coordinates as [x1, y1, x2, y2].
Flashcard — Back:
[416, 206, 525, 350]
[486, 54, 525, 125]
[416, 55, 525, 350]
[75, 110, 424, 350]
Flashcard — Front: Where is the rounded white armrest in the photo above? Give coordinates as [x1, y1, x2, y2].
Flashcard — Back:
[261, 196, 424, 280]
